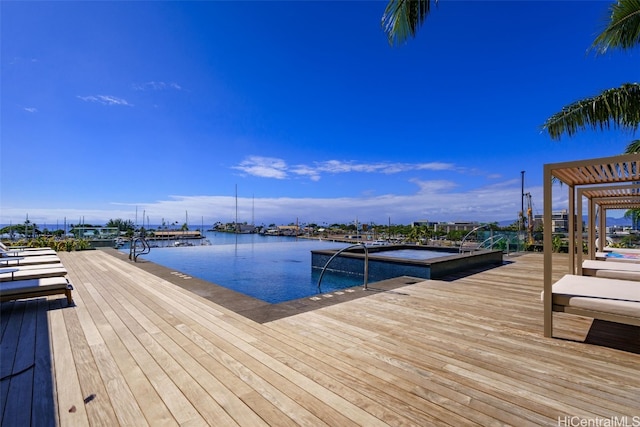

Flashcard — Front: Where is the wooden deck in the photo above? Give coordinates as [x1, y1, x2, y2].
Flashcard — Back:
[1, 250, 639, 426]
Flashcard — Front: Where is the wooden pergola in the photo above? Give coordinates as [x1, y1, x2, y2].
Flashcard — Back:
[543, 153, 640, 337]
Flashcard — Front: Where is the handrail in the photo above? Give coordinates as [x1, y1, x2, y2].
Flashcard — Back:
[478, 235, 504, 250]
[317, 243, 369, 293]
[129, 236, 151, 262]
[459, 224, 490, 253]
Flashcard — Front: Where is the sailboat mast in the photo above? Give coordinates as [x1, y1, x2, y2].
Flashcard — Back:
[235, 184, 238, 233]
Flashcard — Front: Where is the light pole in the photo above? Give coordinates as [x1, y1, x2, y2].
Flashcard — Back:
[521, 171, 525, 232]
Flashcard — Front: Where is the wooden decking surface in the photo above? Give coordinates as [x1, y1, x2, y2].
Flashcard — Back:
[1, 250, 639, 426]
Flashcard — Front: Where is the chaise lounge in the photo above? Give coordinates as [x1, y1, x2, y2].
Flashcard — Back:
[0, 265, 68, 282]
[549, 274, 640, 327]
[0, 254, 61, 266]
[0, 276, 74, 305]
[582, 259, 640, 281]
[0, 241, 57, 257]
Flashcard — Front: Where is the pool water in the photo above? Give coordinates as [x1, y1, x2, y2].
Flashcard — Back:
[373, 248, 454, 260]
[127, 234, 361, 303]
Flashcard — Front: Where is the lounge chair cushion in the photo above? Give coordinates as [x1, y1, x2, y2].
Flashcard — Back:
[0, 255, 61, 266]
[1, 263, 65, 272]
[551, 274, 640, 319]
[582, 259, 640, 273]
[0, 249, 57, 257]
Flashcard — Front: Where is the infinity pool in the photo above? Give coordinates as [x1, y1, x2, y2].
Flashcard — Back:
[128, 234, 360, 303]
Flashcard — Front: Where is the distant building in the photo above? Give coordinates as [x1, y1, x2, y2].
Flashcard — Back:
[237, 224, 258, 233]
[153, 230, 202, 239]
[433, 221, 480, 233]
[411, 220, 438, 228]
[533, 209, 583, 233]
[264, 225, 299, 236]
[69, 226, 119, 239]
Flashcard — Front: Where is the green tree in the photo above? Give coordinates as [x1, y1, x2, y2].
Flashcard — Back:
[446, 229, 466, 242]
[624, 208, 640, 230]
[542, 83, 640, 141]
[625, 139, 640, 153]
[406, 226, 420, 243]
[106, 218, 135, 233]
[382, 0, 436, 46]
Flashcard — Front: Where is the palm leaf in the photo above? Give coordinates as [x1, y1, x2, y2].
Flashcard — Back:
[382, 0, 435, 46]
[625, 139, 640, 152]
[542, 83, 640, 140]
[591, 0, 640, 54]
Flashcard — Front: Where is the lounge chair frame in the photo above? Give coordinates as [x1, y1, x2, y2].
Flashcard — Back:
[543, 153, 640, 337]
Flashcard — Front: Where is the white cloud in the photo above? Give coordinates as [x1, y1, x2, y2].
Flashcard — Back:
[232, 156, 288, 179]
[289, 165, 321, 181]
[23, 107, 37, 113]
[77, 95, 132, 106]
[0, 181, 549, 227]
[409, 178, 458, 194]
[132, 81, 182, 91]
[233, 156, 459, 181]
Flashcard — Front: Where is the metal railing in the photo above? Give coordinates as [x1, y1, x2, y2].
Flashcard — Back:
[129, 236, 151, 262]
[459, 224, 490, 253]
[317, 243, 369, 293]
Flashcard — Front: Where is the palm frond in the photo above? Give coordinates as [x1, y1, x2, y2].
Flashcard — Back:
[625, 139, 640, 152]
[382, 0, 435, 46]
[542, 83, 640, 140]
[591, 0, 640, 54]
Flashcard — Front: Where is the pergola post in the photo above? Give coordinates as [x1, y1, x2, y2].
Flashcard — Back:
[543, 164, 553, 337]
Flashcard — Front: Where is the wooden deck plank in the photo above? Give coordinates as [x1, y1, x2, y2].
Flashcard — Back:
[70, 263, 185, 425]
[49, 300, 89, 427]
[95, 257, 388, 426]
[1, 301, 24, 423]
[1, 301, 32, 426]
[64, 255, 174, 426]
[88, 258, 320, 422]
[89, 267, 270, 427]
[3, 250, 639, 427]
[32, 298, 56, 427]
[8, 299, 37, 427]
[106, 286, 274, 426]
[275, 309, 557, 426]
[61, 303, 120, 426]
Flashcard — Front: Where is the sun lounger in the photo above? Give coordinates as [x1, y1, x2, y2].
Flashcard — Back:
[0, 247, 57, 257]
[582, 259, 640, 280]
[547, 274, 640, 326]
[596, 251, 640, 261]
[1, 263, 65, 272]
[0, 266, 67, 282]
[0, 276, 74, 305]
[0, 254, 61, 266]
[0, 241, 56, 253]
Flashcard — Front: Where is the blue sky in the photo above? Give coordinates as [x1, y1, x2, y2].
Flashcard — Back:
[1, 1, 637, 228]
